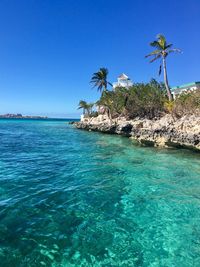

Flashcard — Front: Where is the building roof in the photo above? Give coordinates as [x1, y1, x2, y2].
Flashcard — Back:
[118, 73, 129, 80]
[171, 82, 200, 91]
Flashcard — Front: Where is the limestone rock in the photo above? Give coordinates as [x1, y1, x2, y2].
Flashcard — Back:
[74, 115, 200, 151]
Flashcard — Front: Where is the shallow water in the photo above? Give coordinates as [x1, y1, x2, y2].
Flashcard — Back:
[0, 119, 200, 267]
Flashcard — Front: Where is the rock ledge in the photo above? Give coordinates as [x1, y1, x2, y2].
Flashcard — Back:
[74, 115, 200, 151]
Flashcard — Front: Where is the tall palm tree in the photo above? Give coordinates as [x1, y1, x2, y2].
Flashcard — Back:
[90, 67, 112, 93]
[145, 34, 181, 101]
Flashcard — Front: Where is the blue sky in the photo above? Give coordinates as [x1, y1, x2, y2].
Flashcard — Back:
[0, 0, 199, 118]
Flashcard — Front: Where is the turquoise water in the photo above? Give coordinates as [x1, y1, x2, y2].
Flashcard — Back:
[0, 119, 200, 267]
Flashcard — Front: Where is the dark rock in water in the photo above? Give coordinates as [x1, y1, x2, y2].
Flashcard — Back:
[116, 123, 133, 137]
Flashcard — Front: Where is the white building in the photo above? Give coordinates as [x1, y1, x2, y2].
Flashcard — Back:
[80, 114, 85, 121]
[113, 73, 133, 89]
[171, 82, 200, 98]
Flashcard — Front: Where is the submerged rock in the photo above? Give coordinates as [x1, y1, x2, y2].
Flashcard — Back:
[74, 115, 200, 151]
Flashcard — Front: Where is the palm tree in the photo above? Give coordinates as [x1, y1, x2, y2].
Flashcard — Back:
[145, 34, 181, 101]
[78, 100, 94, 116]
[77, 100, 88, 115]
[87, 103, 94, 114]
[96, 91, 114, 122]
[90, 67, 112, 93]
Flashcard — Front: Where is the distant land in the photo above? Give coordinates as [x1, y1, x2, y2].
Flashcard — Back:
[0, 113, 48, 119]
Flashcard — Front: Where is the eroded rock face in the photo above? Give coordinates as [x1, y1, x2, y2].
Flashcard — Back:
[74, 115, 200, 151]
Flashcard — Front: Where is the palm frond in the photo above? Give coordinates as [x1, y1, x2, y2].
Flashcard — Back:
[145, 50, 161, 58]
[168, 48, 181, 54]
[165, 43, 173, 49]
[157, 34, 166, 49]
[156, 33, 166, 41]
[149, 54, 161, 63]
[77, 100, 89, 111]
[150, 41, 162, 50]
[90, 67, 111, 93]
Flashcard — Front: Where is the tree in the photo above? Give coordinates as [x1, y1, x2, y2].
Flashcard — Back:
[96, 91, 114, 121]
[108, 86, 129, 117]
[125, 82, 166, 119]
[90, 67, 112, 93]
[87, 103, 94, 115]
[145, 34, 181, 101]
[77, 100, 92, 116]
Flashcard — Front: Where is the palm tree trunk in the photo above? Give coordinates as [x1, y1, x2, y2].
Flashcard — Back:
[108, 109, 113, 124]
[162, 57, 173, 101]
[105, 107, 112, 123]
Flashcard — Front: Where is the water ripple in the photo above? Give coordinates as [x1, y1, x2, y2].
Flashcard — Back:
[0, 119, 200, 266]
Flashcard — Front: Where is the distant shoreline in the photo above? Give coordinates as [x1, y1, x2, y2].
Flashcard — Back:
[0, 114, 48, 119]
[0, 115, 80, 121]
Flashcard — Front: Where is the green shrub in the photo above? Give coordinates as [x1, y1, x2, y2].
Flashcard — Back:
[80, 80, 200, 121]
[164, 100, 175, 114]
[172, 90, 200, 117]
[125, 80, 167, 119]
[96, 79, 167, 119]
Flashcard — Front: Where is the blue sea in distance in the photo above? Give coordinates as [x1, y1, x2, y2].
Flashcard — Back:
[0, 118, 200, 267]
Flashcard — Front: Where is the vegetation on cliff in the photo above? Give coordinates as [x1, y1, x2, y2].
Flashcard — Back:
[78, 34, 199, 120]
[79, 79, 200, 120]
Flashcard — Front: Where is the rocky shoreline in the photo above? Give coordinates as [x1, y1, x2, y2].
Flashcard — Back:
[74, 115, 200, 151]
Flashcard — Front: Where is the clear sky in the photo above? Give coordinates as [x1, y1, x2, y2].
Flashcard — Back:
[0, 0, 199, 118]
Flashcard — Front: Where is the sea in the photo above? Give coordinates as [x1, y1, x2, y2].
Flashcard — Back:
[0, 118, 200, 267]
